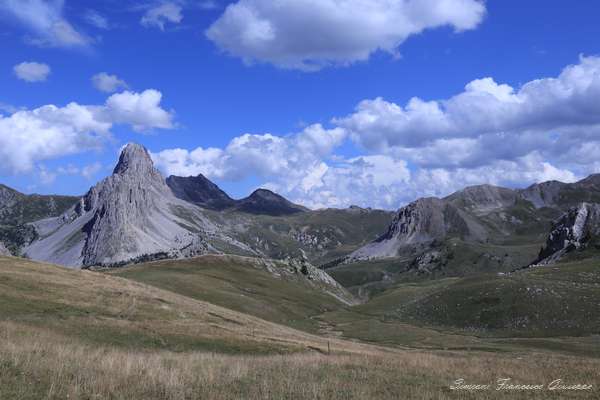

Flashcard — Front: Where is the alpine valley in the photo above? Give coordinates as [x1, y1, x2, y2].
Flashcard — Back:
[2, 143, 600, 399]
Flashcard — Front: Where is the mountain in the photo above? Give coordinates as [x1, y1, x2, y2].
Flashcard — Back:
[3, 144, 391, 269]
[347, 197, 487, 261]
[0, 185, 78, 255]
[333, 175, 600, 295]
[166, 174, 236, 210]
[234, 189, 308, 216]
[445, 184, 519, 214]
[0, 185, 78, 226]
[350, 175, 600, 265]
[519, 175, 600, 209]
[24, 144, 254, 268]
[166, 175, 307, 216]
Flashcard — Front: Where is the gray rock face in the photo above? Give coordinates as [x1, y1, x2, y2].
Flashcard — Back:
[0, 242, 10, 256]
[533, 203, 600, 265]
[25, 144, 252, 268]
[347, 197, 486, 261]
[167, 174, 236, 211]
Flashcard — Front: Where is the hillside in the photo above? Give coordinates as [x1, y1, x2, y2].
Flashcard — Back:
[0, 184, 78, 226]
[0, 185, 78, 256]
[2, 255, 600, 399]
[0, 255, 354, 355]
[110, 255, 355, 332]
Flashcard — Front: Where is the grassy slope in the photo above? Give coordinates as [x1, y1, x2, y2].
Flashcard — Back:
[1, 256, 600, 399]
[321, 258, 600, 356]
[110, 255, 350, 333]
[0, 255, 358, 355]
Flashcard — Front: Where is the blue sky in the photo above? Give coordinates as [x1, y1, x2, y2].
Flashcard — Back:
[1, 0, 600, 209]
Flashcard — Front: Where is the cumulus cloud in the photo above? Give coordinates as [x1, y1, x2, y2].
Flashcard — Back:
[150, 56, 600, 209]
[206, 0, 486, 70]
[336, 55, 600, 168]
[103, 90, 174, 131]
[152, 124, 346, 180]
[13, 62, 51, 82]
[91, 72, 129, 93]
[0, 0, 91, 48]
[141, 2, 183, 30]
[0, 90, 174, 175]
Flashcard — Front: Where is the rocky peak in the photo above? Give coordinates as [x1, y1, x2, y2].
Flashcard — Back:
[347, 196, 487, 261]
[25, 143, 218, 267]
[533, 202, 600, 265]
[377, 197, 447, 243]
[113, 143, 158, 177]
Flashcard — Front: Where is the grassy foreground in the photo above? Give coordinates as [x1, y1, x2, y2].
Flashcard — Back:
[1, 321, 599, 400]
[1, 255, 600, 399]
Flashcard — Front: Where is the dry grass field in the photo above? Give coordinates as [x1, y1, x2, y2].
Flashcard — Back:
[1, 255, 599, 399]
[2, 321, 599, 400]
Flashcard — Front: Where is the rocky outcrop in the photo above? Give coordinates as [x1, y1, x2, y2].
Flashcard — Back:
[347, 198, 486, 261]
[283, 255, 356, 305]
[24, 144, 253, 268]
[234, 189, 307, 216]
[166, 174, 236, 211]
[0, 242, 10, 256]
[533, 203, 600, 265]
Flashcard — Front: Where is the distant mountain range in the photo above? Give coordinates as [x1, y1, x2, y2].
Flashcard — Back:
[325, 173, 600, 294]
[166, 174, 307, 215]
[0, 144, 390, 268]
[2, 143, 600, 284]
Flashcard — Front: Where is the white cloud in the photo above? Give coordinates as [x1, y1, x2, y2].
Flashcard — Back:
[150, 56, 600, 209]
[92, 72, 129, 93]
[103, 90, 174, 132]
[0, 90, 174, 175]
[141, 2, 183, 30]
[13, 62, 51, 82]
[38, 166, 57, 185]
[56, 162, 103, 180]
[84, 10, 109, 30]
[206, 0, 486, 71]
[336, 56, 600, 168]
[81, 162, 103, 180]
[0, 0, 91, 48]
[153, 124, 346, 181]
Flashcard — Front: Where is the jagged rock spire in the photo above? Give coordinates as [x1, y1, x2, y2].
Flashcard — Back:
[113, 143, 158, 176]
